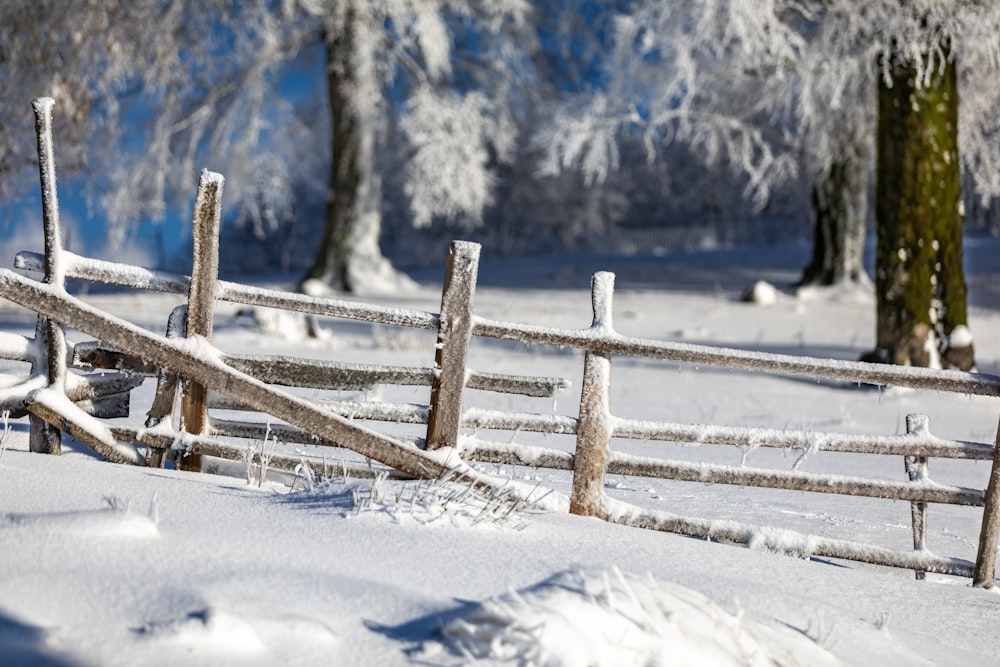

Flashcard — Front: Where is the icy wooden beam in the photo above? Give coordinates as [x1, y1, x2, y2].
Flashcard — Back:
[29, 97, 67, 455]
[905, 414, 929, 580]
[458, 409, 993, 460]
[108, 426, 407, 481]
[0, 269, 469, 484]
[606, 453, 983, 506]
[207, 399, 430, 425]
[611, 419, 996, 460]
[570, 272, 615, 519]
[470, 317, 1000, 397]
[607, 500, 976, 578]
[15, 251, 438, 330]
[0, 332, 39, 364]
[144, 305, 186, 440]
[179, 171, 223, 473]
[223, 354, 567, 397]
[78, 343, 568, 397]
[27, 388, 142, 465]
[427, 241, 480, 451]
[0, 371, 142, 416]
[459, 439, 575, 470]
[462, 438, 983, 506]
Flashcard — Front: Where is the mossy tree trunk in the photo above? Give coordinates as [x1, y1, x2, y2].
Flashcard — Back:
[799, 142, 869, 287]
[302, 7, 405, 295]
[872, 47, 974, 370]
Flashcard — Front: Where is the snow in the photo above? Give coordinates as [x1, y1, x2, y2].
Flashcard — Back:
[950, 324, 975, 349]
[743, 280, 780, 306]
[2, 239, 1000, 665]
[426, 567, 824, 666]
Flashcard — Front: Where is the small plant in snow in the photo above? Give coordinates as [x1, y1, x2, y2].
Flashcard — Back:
[245, 425, 279, 488]
[806, 611, 838, 650]
[289, 454, 316, 493]
[103, 495, 131, 511]
[351, 468, 545, 530]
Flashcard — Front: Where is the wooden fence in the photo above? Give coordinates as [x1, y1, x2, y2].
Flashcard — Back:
[3, 97, 1000, 589]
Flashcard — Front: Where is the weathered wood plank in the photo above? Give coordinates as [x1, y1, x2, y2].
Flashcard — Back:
[608, 500, 976, 578]
[427, 241, 480, 451]
[570, 272, 615, 519]
[29, 97, 66, 456]
[28, 389, 143, 465]
[179, 172, 224, 474]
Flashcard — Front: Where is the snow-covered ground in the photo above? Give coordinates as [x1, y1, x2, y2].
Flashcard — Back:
[2, 238, 1000, 666]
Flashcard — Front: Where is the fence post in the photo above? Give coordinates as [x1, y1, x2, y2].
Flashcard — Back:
[904, 413, 929, 580]
[570, 272, 615, 519]
[178, 171, 224, 472]
[28, 97, 67, 456]
[973, 416, 1000, 588]
[426, 241, 480, 452]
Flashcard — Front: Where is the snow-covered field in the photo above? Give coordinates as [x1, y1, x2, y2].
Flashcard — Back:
[2, 238, 1000, 666]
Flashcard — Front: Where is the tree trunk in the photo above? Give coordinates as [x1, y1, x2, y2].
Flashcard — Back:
[870, 48, 974, 370]
[301, 9, 412, 295]
[799, 146, 869, 287]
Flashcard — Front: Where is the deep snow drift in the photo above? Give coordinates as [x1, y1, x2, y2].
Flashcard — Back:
[1, 239, 1000, 666]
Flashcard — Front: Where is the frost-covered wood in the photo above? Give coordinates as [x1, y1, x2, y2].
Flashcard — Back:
[570, 273, 615, 519]
[27, 388, 143, 466]
[905, 414, 929, 580]
[452, 408, 995, 461]
[15, 250, 439, 330]
[610, 418, 996, 460]
[460, 439, 575, 471]
[16, 251, 192, 294]
[208, 398, 429, 424]
[460, 408, 579, 435]
[0, 372, 141, 417]
[471, 314, 1000, 396]
[427, 241, 479, 451]
[180, 171, 223, 450]
[607, 499, 976, 579]
[0, 332, 38, 364]
[108, 425, 406, 481]
[606, 454, 983, 507]
[29, 97, 67, 456]
[144, 306, 186, 435]
[222, 353, 566, 397]
[81, 346, 568, 397]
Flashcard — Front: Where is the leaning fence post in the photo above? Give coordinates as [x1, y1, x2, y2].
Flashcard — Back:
[973, 416, 1000, 588]
[570, 272, 615, 519]
[904, 413, 929, 580]
[178, 170, 224, 472]
[28, 97, 67, 456]
[426, 241, 480, 452]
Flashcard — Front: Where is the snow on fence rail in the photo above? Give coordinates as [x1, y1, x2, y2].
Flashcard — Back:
[4, 97, 1000, 589]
